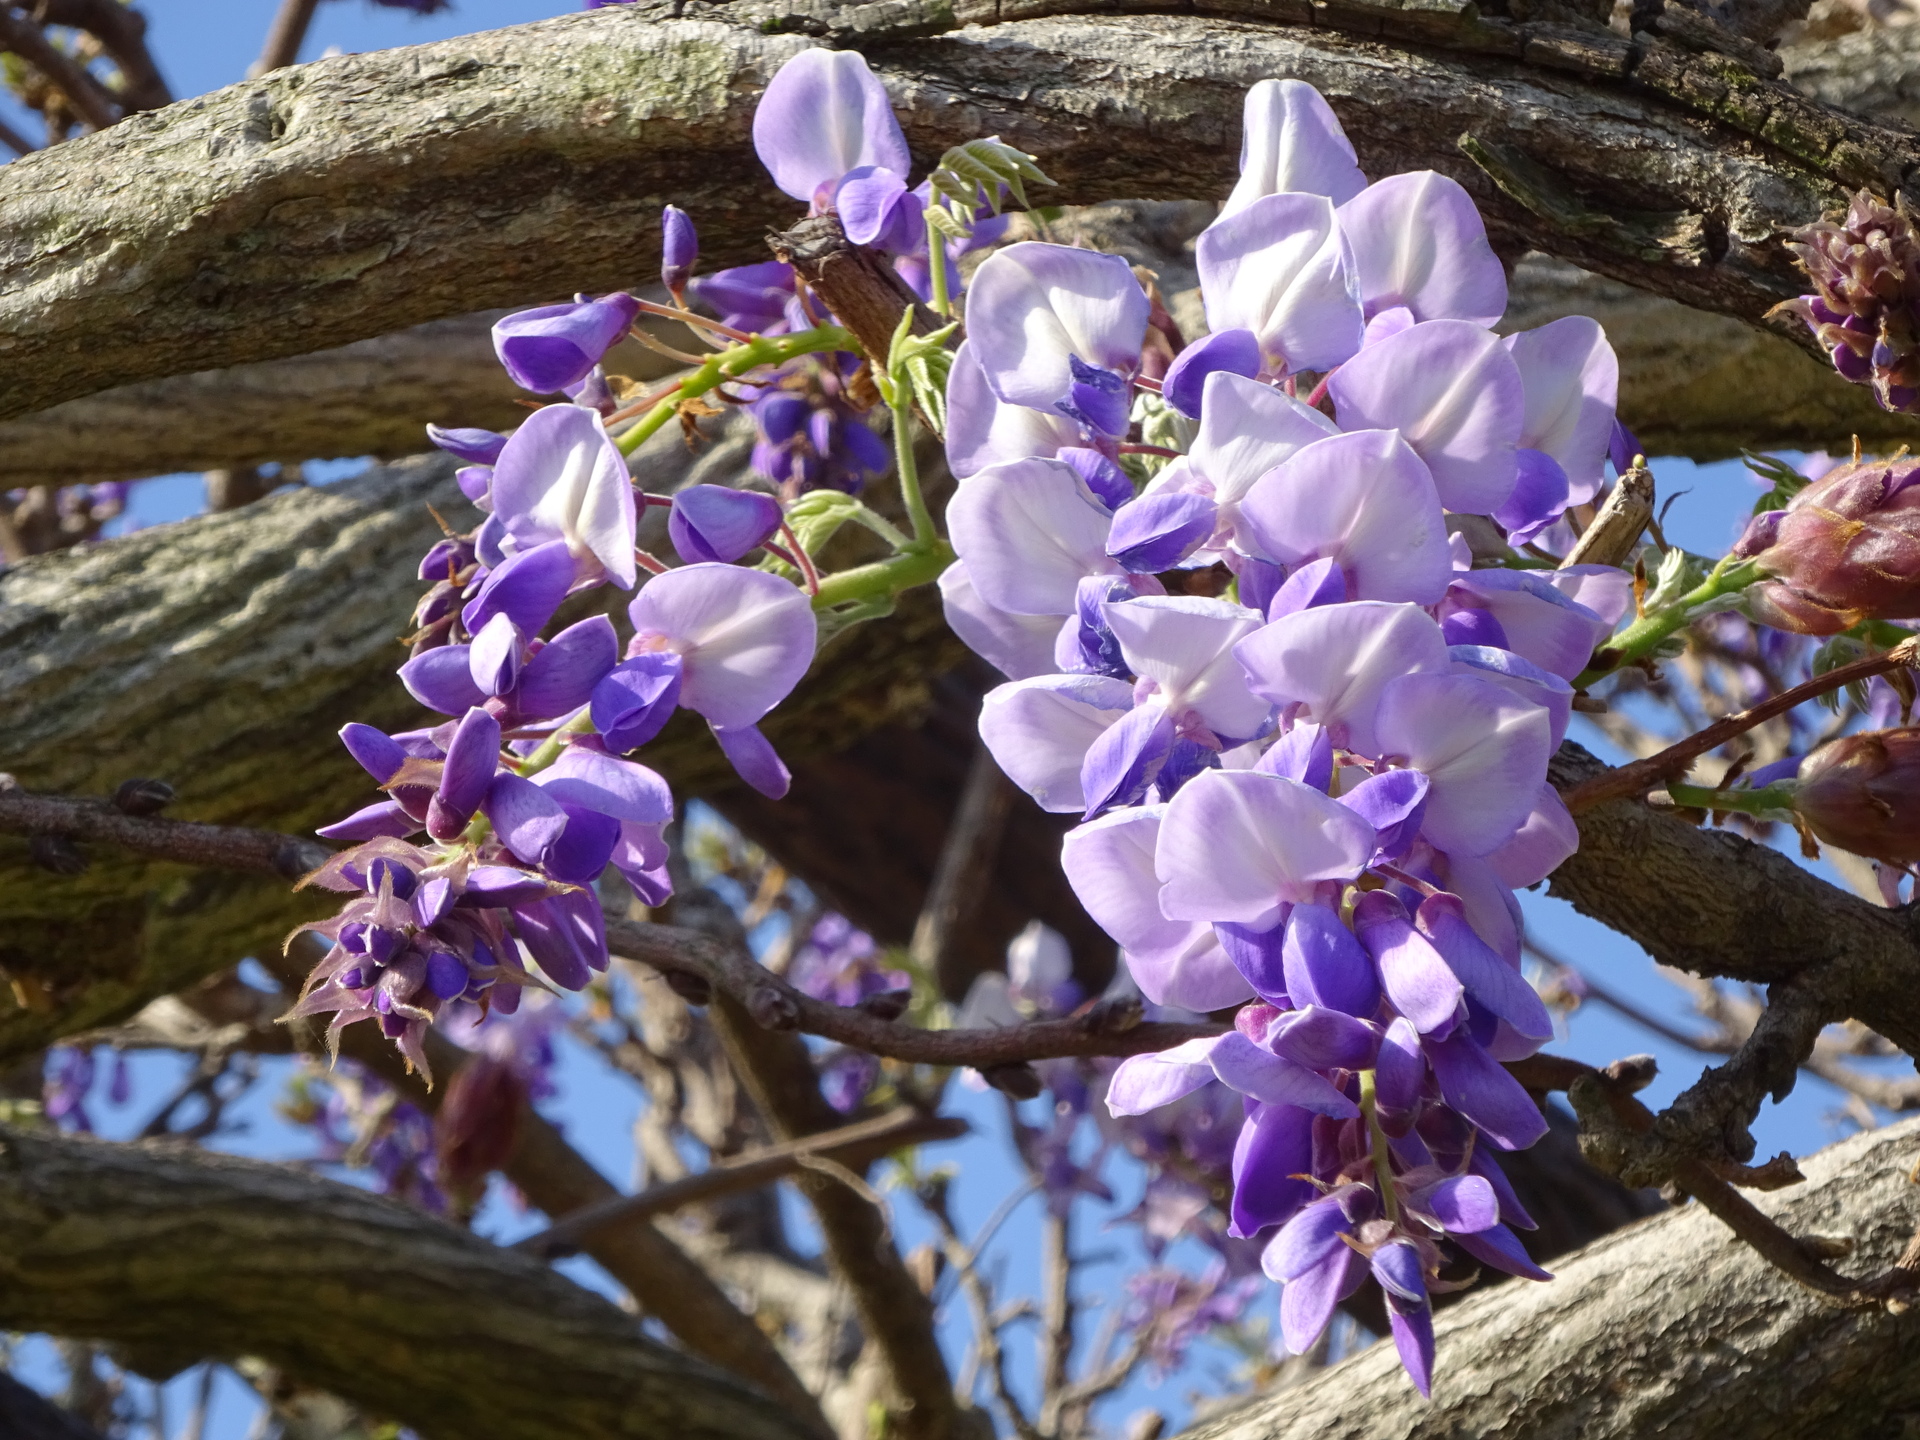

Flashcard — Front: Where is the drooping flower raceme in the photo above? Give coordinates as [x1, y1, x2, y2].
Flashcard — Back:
[313, 48, 1640, 1399]
[934, 73, 1638, 1396]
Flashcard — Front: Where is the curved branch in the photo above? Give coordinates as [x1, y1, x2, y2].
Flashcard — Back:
[0, 1125, 820, 1440]
[0, 0, 1913, 420]
[1178, 1115, 1920, 1440]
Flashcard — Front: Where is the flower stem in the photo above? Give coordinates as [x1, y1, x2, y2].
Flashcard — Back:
[614, 326, 856, 458]
[888, 385, 938, 550]
[925, 211, 953, 321]
[1359, 1068, 1399, 1224]
[811, 541, 954, 612]
[1665, 780, 1799, 816]
[1576, 555, 1764, 688]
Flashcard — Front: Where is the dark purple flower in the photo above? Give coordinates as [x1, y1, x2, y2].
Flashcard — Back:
[661, 205, 699, 302]
[492, 293, 641, 394]
[668, 485, 784, 564]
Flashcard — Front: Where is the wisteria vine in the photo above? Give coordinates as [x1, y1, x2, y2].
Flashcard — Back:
[287, 46, 1920, 1399]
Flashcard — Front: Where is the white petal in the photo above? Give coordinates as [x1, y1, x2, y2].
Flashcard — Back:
[978, 675, 1134, 812]
[946, 457, 1119, 616]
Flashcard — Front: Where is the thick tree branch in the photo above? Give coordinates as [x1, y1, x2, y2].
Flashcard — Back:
[1178, 1115, 1920, 1440]
[0, 1126, 819, 1440]
[1549, 740, 1920, 1055]
[0, 0, 1912, 421]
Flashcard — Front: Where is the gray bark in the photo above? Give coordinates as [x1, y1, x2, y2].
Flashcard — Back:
[0, 310, 695, 492]
[1184, 1114, 1920, 1440]
[0, 0, 1911, 422]
[0, 1124, 815, 1440]
[8, 10, 1919, 480]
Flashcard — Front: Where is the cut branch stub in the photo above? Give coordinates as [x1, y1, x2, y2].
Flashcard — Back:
[770, 213, 946, 374]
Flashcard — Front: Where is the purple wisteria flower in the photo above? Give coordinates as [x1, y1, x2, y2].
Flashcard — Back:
[930, 74, 1634, 1396]
[492, 293, 641, 395]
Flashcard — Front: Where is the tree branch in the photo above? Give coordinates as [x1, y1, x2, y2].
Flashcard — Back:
[0, 6, 119, 132]
[512, 1107, 968, 1261]
[289, 987, 838, 1436]
[0, 782, 329, 878]
[0, 0, 1910, 421]
[668, 883, 968, 1440]
[1548, 741, 1920, 1057]
[606, 915, 1220, 1068]
[0, 1125, 820, 1440]
[1177, 1115, 1920, 1440]
[0, 1373, 105, 1440]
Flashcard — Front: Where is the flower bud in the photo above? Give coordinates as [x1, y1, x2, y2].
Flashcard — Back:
[435, 1054, 528, 1198]
[667, 484, 783, 564]
[660, 205, 698, 303]
[1731, 456, 1920, 634]
[1779, 192, 1920, 412]
[1793, 727, 1920, 865]
[491, 292, 641, 395]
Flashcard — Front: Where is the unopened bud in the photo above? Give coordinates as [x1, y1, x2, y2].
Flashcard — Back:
[856, 987, 912, 1021]
[667, 485, 783, 566]
[29, 835, 86, 875]
[1793, 727, 1920, 865]
[662, 968, 713, 1005]
[979, 1062, 1043, 1100]
[113, 778, 175, 816]
[661, 205, 699, 304]
[1778, 191, 1920, 412]
[436, 1055, 528, 1196]
[1731, 457, 1920, 634]
[748, 983, 802, 1031]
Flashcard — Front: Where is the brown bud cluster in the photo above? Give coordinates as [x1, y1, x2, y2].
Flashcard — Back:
[1777, 191, 1920, 413]
[1731, 457, 1920, 634]
[1793, 727, 1920, 866]
[435, 1055, 528, 1200]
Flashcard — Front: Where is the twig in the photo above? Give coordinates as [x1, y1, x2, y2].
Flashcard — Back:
[249, 0, 320, 76]
[1037, 1209, 1076, 1435]
[37, 0, 171, 110]
[0, 781, 331, 878]
[0, 6, 118, 129]
[669, 879, 963, 1438]
[0, 112, 35, 154]
[513, 1108, 966, 1259]
[1562, 638, 1920, 812]
[909, 739, 1017, 998]
[920, 1178, 1043, 1440]
[606, 915, 1222, 1067]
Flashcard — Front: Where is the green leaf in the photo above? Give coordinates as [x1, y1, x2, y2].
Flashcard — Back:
[784, 488, 865, 557]
[1744, 450, 1813, 515]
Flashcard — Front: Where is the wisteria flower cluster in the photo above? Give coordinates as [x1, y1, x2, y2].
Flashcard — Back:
[292, 47, 1001, 1075]
[941, 78, 1636, 1393]
[301, 44, 1649, 1396]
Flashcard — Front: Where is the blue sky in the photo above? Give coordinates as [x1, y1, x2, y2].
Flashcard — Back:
[9, 5, 1908, 1434]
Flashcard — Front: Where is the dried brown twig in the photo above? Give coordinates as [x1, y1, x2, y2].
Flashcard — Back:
[1563, 639, 1920, 812]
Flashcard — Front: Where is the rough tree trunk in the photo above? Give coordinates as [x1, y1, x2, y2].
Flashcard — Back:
[0, 0, 1911, 421]
[1184, 1116, 1920, 1440]
[0, 1125, 814, 1440]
